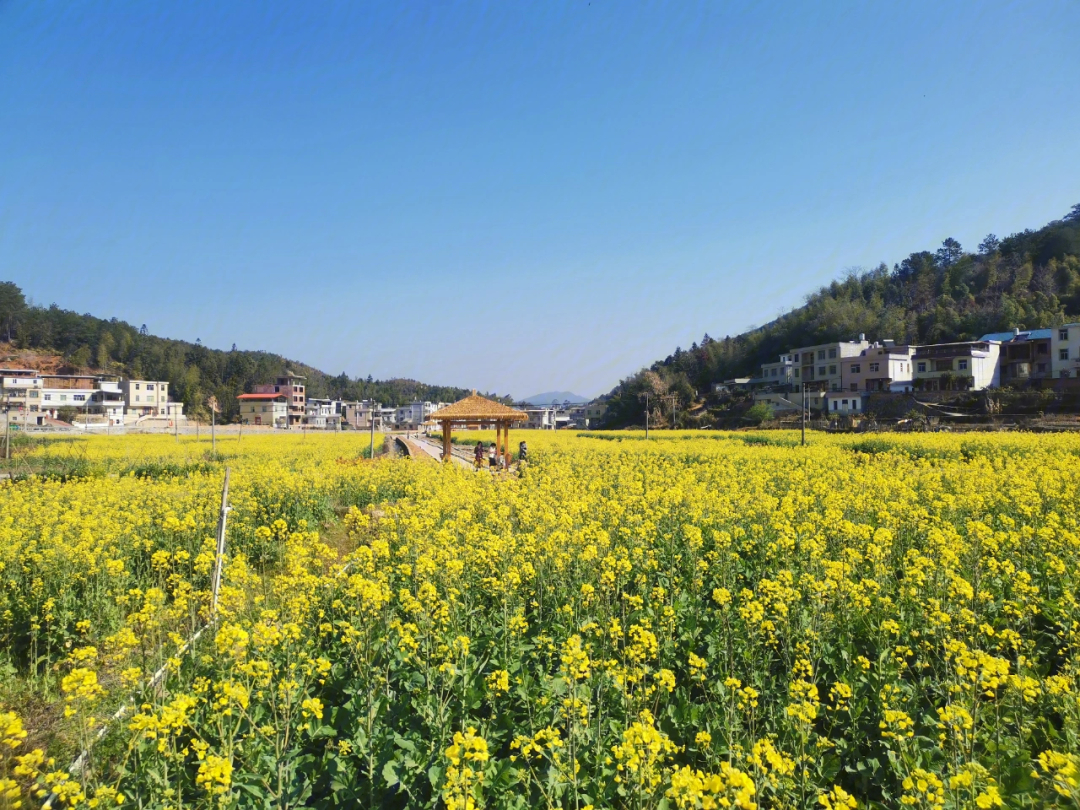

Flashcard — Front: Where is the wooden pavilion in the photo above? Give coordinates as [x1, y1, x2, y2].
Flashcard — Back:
[426, 392, 529, 467]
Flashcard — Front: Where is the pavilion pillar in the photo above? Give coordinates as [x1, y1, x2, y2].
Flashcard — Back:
[442, 421, 452, 462]
[503, 422, 511, 469]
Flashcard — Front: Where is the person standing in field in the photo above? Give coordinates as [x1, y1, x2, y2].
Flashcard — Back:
[488, 442, 497, 469]
[474, 442, 484, 470]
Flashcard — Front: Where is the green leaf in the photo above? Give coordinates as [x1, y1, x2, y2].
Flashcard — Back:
[382, 759, 400, 788]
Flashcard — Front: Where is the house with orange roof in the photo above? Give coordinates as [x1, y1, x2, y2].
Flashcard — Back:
[237, 392, 289, 427]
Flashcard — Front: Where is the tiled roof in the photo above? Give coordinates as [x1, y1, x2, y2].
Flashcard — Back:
[428, 393, 528, 422]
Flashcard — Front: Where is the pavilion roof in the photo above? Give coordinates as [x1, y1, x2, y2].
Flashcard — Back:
[427, 393, 529, 423]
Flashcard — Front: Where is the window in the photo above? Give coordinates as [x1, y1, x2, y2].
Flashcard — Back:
[958, 359, 968, 371]
[135, 383, 140, 390]
[819, 366, 826, 375]
[135, 395, 140, 402]
[1061, 348, 1070, 361]
[869, 362, 879, 372]
[44, 394, 51, 401]
[794, 368, 800, 378]
[853, 400, 859, 410]
[828, 348, 837, 359]
[851, 364, 861, 374]
[832, 401, 838, 411]
[1061, 329, 1070, 341]
[818, 350, 826, 360]
[147, 384, 154, 391]
[917, 362, 926, 373]
[1037, 363, 1047, 372]
[829, 365, 837, 375]
[29, 391, 38, 398]
[842, 399, 848, 406]
[74, 394, 85, 402]
[850, 383, 858, 392]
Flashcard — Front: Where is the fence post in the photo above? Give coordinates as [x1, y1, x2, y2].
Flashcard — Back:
[210, 467, 231, 616]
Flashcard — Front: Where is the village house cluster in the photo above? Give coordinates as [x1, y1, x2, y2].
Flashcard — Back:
[721, 322, 1080, 415]
[236, 374, 608, 431]
[233, 374, 448, 431]
[0, 369, 184, 427]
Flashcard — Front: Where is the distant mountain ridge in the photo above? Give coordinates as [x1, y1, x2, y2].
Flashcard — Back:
[522, 391, 589, 405]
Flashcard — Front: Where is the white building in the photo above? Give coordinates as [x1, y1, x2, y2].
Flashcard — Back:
[36, 374, 123, 425]
[304, 398, 343, 429]
[394, 401, 441, 430]
[1, 370, 44, 426]
[756, 355, 795, 389]
[1051, 323, 1080, 379]
[912, 341, 1001, 392]
[825, 391, 866, 414]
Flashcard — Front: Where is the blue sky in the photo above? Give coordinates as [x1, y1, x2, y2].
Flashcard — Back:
[1, 2, 1078, 398]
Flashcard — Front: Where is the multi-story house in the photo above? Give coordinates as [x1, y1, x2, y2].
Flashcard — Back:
[237, 392, 289, 427]
[754, 354, 795, 390]
[89, 380, 125, 425]
[913, 341, 1001, 392]
[1051, 323, 1080, 379]
[840, 342, 916, 393]
[252, 373, 305, 426]
[121, 379, 172, 417]
[38, 374, 95, 419]
[395, 401, 440, 430]
[981, 329, 1053, 385]
[583, 400, 607, 427]
[304, 398, 343, 429]
[342, 400, 383, 430]
[792, 337, 870, 392]
[1, 369, 44, 426]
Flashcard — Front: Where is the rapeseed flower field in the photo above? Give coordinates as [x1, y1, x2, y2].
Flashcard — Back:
[1, 431, 1079, 808]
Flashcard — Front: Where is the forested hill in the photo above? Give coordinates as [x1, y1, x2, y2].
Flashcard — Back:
[0, 285, 502, 422]
[601, 203, 1080, 428]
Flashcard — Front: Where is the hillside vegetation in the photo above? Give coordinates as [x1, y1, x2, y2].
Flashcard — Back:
[0, 284, 499, 422]
[602, 204, 1080, 428]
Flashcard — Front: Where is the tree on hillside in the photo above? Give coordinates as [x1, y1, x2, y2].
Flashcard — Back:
[0, 281, 26, 342]
[978, 234, 1001, 255]
[597, 209, 1080, 428]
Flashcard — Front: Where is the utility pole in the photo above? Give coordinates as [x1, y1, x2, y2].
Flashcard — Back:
[3, 398, 10, 461]
[801, 383, 806, 446]
[207, 396, 219, 454]
[663, 394, 678, 430]
[643, 392, 651, 439]
[369, 407, 375, 459]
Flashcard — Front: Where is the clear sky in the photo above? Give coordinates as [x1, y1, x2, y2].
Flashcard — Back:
[2, 2, 1078, 399]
